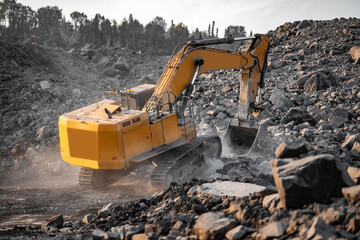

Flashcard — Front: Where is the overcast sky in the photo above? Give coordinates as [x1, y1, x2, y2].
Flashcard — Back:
[17, 0, 360, 36]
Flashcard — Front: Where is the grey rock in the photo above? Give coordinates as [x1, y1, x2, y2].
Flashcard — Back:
[330, 49, 343, 56]
[59, 227, 72, 233]
[98, 203, 115, 218]
[342, 185, 360, 201]
[258, 221, 287, 240]
[318, 207, 345, 224]
[188, 181, 265, 198]
[256, 161, 273, 176]
[126, 225, 144, 240]
[17, 115, 31, 128]
[284, 53, 298, 61]
[225, 225, 256, 240]
[194, 212, 237, 240]
[82, 214, 96, 224]
[347, 166, 360, 184]
[262, 193, 283, 211]
[10, 59, 19, 67]
[104, 231, 120, 240]
[271, 154, 355, 209]
[132, 233, 158, 240]
[296, 70, 338, 92]
[281, 107, 316, 126]
[216, 112, 227, 120]
[103, 67, 118, 78]
[306, 217, 337, 239]
[97, 56, 110, 68]
[297, 20, 311, 29]
[92, 229, 106, 240]
[172, 221, 185, 231]
[347, 217, 360, 233]
[39, 80, 51, 89]
[41, 214, 64, 232]
[330, 116, 347, 127]
[167, 230, 183, 240]
[275, 139, 308, 158]
[352, 142, 360, 154]
[349, 46, 360, 64]
[341, 133, 360, 149]
[269, 89, 288, 105]
[113, 56, 130, 71]
[72, 88, 81, 98]
[334, 108, 349, 119]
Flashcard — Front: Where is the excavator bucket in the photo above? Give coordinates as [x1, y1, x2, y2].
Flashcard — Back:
[223, 119, 274, 157]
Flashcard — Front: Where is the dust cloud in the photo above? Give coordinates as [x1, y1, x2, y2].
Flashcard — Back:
[195, 157, 224, 181]
[0, 147, 79, 189]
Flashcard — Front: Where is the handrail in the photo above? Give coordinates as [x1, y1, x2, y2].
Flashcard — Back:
[102, 91, 118, 104]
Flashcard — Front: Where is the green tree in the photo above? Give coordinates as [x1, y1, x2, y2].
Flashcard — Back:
[37, 6, 62, 43]
[90, 13, 104, 45]
[110, 19, 117, 46]
[70, 11, 87, 31]
[100, 18, 112, 45]
[78, 19, 91, 44]
[224, 25, 246, 38]
[126, 15, 143, 50]
[169, 22, 189, 50]
[1, 0, 20, 39]
[144, 16, 167, 54]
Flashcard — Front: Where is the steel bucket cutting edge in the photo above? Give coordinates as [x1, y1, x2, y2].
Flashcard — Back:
[223, 118, 274, 157]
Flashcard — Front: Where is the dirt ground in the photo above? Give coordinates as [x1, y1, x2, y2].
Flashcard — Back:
[0, 155, 225, 232]
[0, 167, 156, 231]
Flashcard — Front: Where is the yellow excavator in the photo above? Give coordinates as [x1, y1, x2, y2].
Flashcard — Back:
[58, 34, 270, 189]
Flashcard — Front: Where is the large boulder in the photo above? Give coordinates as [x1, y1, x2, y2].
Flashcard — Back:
[296, 70, 338, 92]
[271, 154, 355, 209]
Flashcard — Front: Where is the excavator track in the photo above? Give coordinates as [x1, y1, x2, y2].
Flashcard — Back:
[150, 135, 221, 190]
[79, 167, 119, 190]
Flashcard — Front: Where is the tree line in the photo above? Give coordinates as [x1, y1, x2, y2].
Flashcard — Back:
[0, 0, 247, 55]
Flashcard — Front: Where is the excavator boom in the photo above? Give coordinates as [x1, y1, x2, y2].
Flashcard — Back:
[145, 34, 270, 120]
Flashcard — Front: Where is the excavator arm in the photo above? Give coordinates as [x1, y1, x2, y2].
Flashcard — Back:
[144, 34, 270, 121]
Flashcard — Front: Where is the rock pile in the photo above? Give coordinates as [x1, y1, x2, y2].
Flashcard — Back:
[7, 172, 358, 239]
[194, 17, 360, 170]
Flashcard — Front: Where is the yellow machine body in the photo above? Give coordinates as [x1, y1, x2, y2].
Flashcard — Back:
[59, 99, 196, 169]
